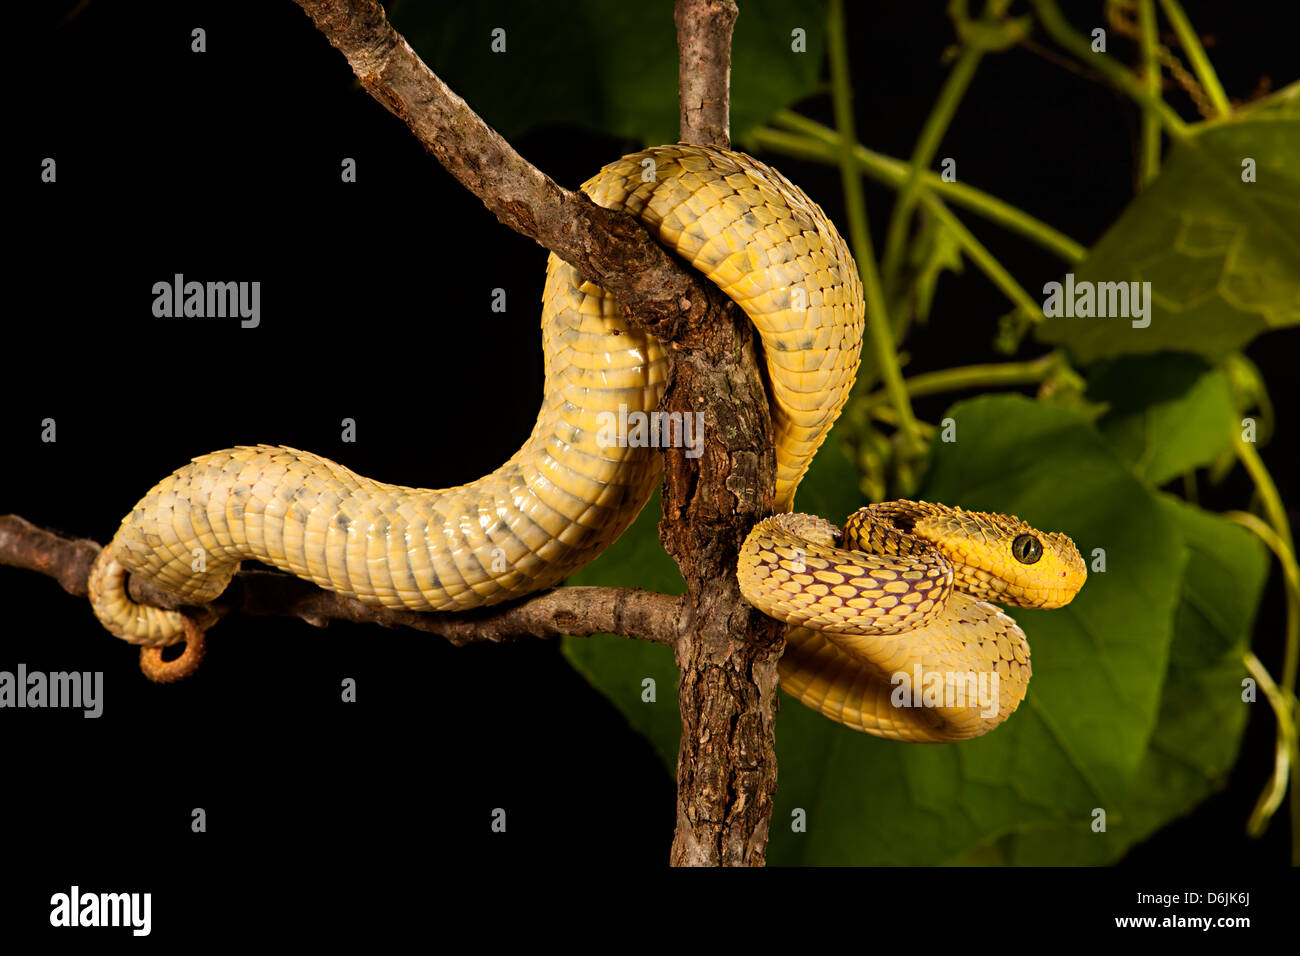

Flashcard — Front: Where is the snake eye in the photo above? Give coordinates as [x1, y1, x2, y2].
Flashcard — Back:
[1012, 533, 1043, 565]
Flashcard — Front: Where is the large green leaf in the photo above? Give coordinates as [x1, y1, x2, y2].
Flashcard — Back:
[1086, 352, 1236, 486]
[983, 495, 1265, 864]
[390, 0, 826, 146]
[562, 396, 1263, 865]
[1037, 82, 1300, 362]
[769, 396, 1185, 864]
[1116, 497, 1263, 841]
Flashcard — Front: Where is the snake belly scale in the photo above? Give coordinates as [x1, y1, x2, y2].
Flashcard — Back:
[88, 144, 1084, 742]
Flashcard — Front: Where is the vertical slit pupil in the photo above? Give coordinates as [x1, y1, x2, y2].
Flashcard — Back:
[1013, 534, 1043, 565]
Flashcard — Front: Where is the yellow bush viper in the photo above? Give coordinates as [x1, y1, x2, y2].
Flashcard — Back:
[87, 144, 1085, 741]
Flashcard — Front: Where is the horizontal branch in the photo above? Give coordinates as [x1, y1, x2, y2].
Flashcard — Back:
[0, 514, 682, 647]
[293, 0, 714, 342]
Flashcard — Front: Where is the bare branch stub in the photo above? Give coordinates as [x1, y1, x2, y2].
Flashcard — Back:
[292, 0, 713, 343]
[675, 0, 738, 149]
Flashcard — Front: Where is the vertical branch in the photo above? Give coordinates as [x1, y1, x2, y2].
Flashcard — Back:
[674, 0, 738, 148]
[295, 0, 780, 866]
[663, 0, 783, 866]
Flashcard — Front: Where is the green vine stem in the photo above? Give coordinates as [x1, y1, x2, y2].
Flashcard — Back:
[826, 0, 925, 481]
[1156, 0, 1232, 117]
[880, 0, 1013, 299]
[858, 351, 1079, 411]
[1235, 439, 1299, 687]
[755, 123, 1044, 328]
[865, 404, 937, 437]
[915, 190, 1044, 322]
[1029, 0, 1191, 141]
[1137, 0, 1162, 185]
[1229, 510, 1300, 689]
[1228, 436, 1300, 862]
[1242, 649, 1297, 857]
[756, 115, 1086, 262]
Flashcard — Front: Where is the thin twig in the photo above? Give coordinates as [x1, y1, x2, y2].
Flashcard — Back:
[1137, 0, 1163, 185]
[1156, 0, 1231, 117]
[1029, 0, 1191, 140]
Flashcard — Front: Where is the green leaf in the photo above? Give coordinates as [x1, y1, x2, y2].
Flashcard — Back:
[981, 495, 1266, 864]
[561, 396, 1263, 865]
[1086, 352, 1236, 486]
[390, 0, 826, 147]
[787, 430, 866, 524]
[903, 209, 965, 325]
[769, 395, 1188, 865]
[947, 0, 1032, 52]
[1036, 82, 1300, 363]
[730, 1, 829, 143]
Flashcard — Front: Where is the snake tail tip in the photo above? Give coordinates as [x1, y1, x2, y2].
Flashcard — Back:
[138, 619, 207, 683]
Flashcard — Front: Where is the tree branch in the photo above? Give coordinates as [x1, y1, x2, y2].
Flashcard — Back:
[6, 0, 782, 868]
[292, 0, 712, 343]
[297, 0, 780, 867]
[675, 0, 738, 148]
[660, 0, 783, 867]
[0, 515, 680, 647]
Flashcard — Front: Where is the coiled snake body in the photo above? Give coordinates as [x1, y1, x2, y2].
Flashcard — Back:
[88, 144, 1084, 742]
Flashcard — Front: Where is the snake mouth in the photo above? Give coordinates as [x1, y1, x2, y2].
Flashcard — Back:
[877, 509, 918, 535]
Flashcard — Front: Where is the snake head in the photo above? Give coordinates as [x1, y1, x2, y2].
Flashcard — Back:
[868, 500, 1087, 610]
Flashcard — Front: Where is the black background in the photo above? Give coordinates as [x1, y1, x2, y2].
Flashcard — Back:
[4, 0, 1298, 937]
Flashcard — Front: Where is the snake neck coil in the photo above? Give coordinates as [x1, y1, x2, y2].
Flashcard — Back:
[739, 501, 1086, 741]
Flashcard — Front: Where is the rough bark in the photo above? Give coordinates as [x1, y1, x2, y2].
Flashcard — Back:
[664, 0, 780, 867]
[675, 0, 738, 149]
[660, 294, 784, 866]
